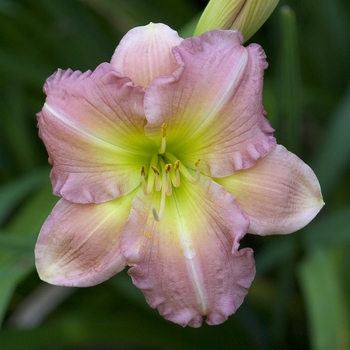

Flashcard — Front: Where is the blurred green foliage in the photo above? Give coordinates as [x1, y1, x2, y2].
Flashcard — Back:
[0, 0, 349, 349]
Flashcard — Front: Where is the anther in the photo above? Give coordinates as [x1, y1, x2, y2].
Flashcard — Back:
[161, 123, 167, 137]
[151, 166, 160, 175]
[172, 160, 181, 187]
[152, 166, 161, 191]
[165, 164, 172, 196]
[152, 161, 168, 221]
[146, 154, 159, 194]
[176, 159, 201, 184]
[158, 123, 167, 154]
[141, 166, 149, 196]
[193, 159, 201, 184]
[165, 164, 171, 173]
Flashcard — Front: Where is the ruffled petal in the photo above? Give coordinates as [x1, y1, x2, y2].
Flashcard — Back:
[38, 63, 155, 203]
[35, 190, 135, 287]
[144, 29, 275, 177]
[216, 145, 324, 235]
[110, 23, 183, 88]
[121, 177, 255, 327]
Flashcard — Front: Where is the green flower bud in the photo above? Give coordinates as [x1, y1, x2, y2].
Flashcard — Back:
[195, 0, 279, 42]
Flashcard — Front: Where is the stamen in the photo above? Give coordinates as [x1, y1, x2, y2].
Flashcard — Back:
[152, 166, 161, 191]
[151, 166, 160, 175]
[193, 159, 201, 184]
[141, 166, 149, 196]
[165, 164, 172, 196]
[152, 160, 168, 222]
[171, 160, 181, 187]
[161, 123, 167, 138]
[158, 123, 167, 154]
[164, 163, 172, 172]
[172, 159, 201, 184]
[146, 154, 159, 194]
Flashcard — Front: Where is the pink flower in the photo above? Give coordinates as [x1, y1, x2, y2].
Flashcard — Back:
[35, 23, 323, 327]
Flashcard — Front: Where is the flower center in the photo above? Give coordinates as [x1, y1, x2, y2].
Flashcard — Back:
[141, 123, 200, 222]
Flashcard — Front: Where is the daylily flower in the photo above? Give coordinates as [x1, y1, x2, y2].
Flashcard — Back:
[195, 0, 280, 41]
[35, 23, 323, 327]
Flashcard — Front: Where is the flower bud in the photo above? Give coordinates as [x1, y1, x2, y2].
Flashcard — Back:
[195, 0, 279, 42]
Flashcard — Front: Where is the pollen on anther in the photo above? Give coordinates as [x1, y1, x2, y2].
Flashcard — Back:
[159, 124, 167, 154]
[161, 123, 167, 137]
[193, 159, 201, 184]
[141, 166, 146, 177]
[172, 160, 181, 188]
[141, 166, 149, 196]
[151, 166, 160, 175]
[152, 166, 161, 191]
[165, 164, 172, 196]
[165, 164, 172, 172]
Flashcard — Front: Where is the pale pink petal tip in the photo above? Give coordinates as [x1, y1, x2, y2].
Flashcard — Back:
[121, 178, 255, 327]
[111, 23, 183, 88]
[218, 145, 324, 236]
[128, 248, 255, 327]
[35, 197, 132, 287]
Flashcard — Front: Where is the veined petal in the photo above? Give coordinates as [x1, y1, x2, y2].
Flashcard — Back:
[38, 63, 155, 203]
[144, 30, 275, 177]
[121, 177, 255, 327]
[216, 145, 324, 235]
[35, 190, 135, 287]
[110, 23, 183, 88]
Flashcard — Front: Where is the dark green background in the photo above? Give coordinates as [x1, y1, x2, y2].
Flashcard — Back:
[1, 1, 349, 349]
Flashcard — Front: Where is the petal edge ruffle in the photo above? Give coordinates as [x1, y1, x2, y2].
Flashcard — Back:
[121, 177, 255, 327]
[38, 63, 155, 203]
[144, 30, 276, 177]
